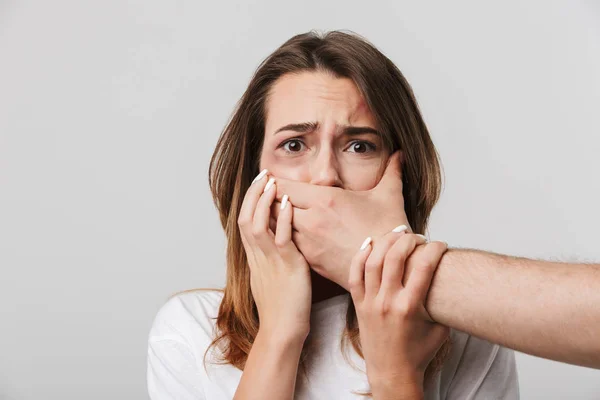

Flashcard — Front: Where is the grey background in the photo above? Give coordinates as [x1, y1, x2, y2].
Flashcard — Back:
[1, 0, 599, 399]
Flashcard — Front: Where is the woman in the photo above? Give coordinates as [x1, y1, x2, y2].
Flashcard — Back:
[147, 30, 519, 399]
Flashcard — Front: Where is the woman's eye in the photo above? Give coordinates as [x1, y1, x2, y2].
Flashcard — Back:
[282, 139, 305, 153]
[347, 140, 376, 153]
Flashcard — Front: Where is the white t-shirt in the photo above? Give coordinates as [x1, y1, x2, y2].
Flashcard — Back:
[147, 290, 519, 399]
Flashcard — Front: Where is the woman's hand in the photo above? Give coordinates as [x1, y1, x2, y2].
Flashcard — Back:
[238, 169, 312, 341]
[348, 229, 449, 399]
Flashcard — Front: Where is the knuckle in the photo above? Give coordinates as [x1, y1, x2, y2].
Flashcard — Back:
[384, 246, 406, 267]
[396, 232, 413, 247]
[348, 278, 362, 292]
[414, 251, 431, 265]
[274, 237, 287, 249]
[414, 249, 436, 268]
[430, 241, 448, 254]
[251, 225, 266, 238]
[374, 296, 391, 316]
[393, 299, 413, 316]
[406, 234, 418, 247]
[322, 194, 336, 208]
[237, 215, 249, 227]
[364, 260, 380, 272]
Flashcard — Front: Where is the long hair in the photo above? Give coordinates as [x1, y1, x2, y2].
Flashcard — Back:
[201, 29, 449, 396]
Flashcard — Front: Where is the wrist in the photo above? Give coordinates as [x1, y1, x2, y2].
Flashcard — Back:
[369, 373, 424, 400]
[257, 326, 308, 348]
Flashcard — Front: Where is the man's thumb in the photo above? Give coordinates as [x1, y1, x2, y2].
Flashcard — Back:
[377, 151, 403, 191]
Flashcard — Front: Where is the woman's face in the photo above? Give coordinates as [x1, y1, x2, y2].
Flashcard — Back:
[260, 71, 389, 190]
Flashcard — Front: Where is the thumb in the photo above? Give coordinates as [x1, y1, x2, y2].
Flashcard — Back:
[375, 150, 404, 193]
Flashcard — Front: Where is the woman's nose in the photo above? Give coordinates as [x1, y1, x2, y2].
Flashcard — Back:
[309, 150, 343, 187]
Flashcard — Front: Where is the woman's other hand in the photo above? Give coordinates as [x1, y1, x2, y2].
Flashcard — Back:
[238, 169, 312, 341]
[348, 229, 449, 398]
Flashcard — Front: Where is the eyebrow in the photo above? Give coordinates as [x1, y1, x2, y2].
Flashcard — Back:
[274, 121, 380, 136]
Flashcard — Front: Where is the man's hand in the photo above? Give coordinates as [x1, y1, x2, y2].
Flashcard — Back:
[270, 151, 410, 290]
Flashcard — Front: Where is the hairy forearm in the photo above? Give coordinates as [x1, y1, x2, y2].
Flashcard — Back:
[426, 248, 600, 368]
[233, 331, 305, 400]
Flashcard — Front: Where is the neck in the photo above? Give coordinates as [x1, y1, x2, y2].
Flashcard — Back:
[310, 269, 348, 304]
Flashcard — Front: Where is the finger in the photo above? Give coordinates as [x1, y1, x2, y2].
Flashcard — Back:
[363, 231, 409, 299]
[378, 229, 412, 295]
[274, 195, 295, 255]
[373, 150, 404, 195]
[379, 233, 426, 296]
[406, 241, 448, 302]
[252, 177, 277, 237]
[270, 202, 310, 230]
[269, 216, 300, 234]
[238, 169, 270, 234]
[382, 150, 404, 184]
[348, 237, 373, 303]
[273, 176, 341, 209]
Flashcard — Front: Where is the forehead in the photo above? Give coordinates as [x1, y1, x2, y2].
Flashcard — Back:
[264, 71, 374, 133]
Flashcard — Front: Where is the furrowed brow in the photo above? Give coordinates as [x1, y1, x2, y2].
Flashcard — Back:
[274, 122, 379, 136]
[274, 121, 319, 135]
[341, 125, 380, 136]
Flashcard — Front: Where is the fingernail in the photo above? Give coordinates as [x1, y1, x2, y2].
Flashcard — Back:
[416, 234, 428, 242]
[252, 169, 268, 184]
[360, 236, 372, 251]
[263, 177, 275, 193]
[281, 194, 289, 210]
[392, 224, 408, 233]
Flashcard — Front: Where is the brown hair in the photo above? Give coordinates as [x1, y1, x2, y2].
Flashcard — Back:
[199, 29, 449, 396]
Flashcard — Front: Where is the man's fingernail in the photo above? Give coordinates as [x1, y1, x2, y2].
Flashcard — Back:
[263, 177, 275, 193]
[252, 169, 268, 184]
[416, 234, 428, 242]
[280, 194, 289, 210]
[392, 224, 408, 233]
[360, 237, 372, 251]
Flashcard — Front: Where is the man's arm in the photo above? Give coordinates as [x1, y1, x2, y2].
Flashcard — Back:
[422, 248, 600, 368]
[271, 156, 600, 369]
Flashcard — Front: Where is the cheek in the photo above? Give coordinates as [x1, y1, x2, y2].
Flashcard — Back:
[260, 152, 312, 183]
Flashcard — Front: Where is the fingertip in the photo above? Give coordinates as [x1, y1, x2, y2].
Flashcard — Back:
[415, 234, 428, 244]
[263, 177, 276, 193]
[360, 236, 372, 251]
[349, 239, 371, 301]
[280, 194, 289, 210]
[251, 168, 268, 184]
[391, 224, 408, 234]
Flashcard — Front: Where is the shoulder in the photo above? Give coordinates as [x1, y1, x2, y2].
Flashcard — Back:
[147, 290, 224, 400]
[437, 330, 519, 399]
[148, 289, 225, 347]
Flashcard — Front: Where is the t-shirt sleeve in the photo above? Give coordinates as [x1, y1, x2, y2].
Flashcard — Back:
[445, 335, 519, 399]
[147, 295, 208, 400]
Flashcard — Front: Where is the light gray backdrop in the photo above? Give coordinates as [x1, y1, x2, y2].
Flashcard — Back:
[1, 1, 599, 399]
